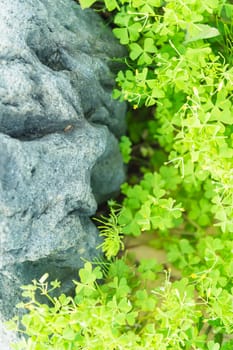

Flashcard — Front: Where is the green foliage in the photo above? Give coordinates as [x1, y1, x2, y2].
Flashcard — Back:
[79, 0, 233, 234]
[112, 0, 233, 233]
[118, 172, 184, 235]
[7, 1, 233, 349]
[7, 257, 232, 350]
[94, 201, 125, 260]
[167, 234, 233, 334]
[119, 135, 132, 164]
[7, 248, 233, 349]
[80, 0, 233, 231]
[79, 0, 120, 11]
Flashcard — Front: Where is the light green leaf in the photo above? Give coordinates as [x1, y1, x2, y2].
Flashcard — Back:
[63, 327, 76, 341]
[129, 43, 143, 60]
[144, 38, 157, 53]
[113, 28, 129, 44]
[207, 341, 220, 350]
[138, 52, 153, 65]
[120, 135, 132, 163]
[79, 0, 96, 9]
[118, 298, 132, 313]
[128, 22, 142, 42]
[105, 0, 119, 11]
[185, 24, 220, 43]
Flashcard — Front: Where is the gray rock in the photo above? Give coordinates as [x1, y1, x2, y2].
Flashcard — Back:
[0, 0, 126, 345]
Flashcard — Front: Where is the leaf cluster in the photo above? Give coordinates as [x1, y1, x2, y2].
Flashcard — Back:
[81, 0, 233, 233]
[7, 256, 233, 350]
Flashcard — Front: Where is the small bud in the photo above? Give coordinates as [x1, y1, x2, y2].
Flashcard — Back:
[39, 273, 49, 283]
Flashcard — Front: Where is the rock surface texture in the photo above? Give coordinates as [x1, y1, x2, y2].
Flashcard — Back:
[0, 0, 126, 346]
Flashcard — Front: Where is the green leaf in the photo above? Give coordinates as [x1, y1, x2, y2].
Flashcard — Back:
[128, 23, 142, 42]
[58, 294, 71, 306]
[138, 258, 161, 280]
[129, 43, 143, 60]
[79, 262, 102, 284]
[122, 218, 141, 236]
[126, 311, 137, 326]
[144, 38, 157, 53]
[105, 0, 119, 11]
[207, 341, 220, 350]
[135, 290, 157, 311]
[138, 52, 153, 65]
[79, 0, 96, 9]
[115, 312, 127, 325]
[135, 204, 151, 231]
[113, 28, 129, 44]
[185, 24, 220, 43]
[63, 327, 76, 341]
[179, 239, 195, 255]
[118, 297, 132, 313]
